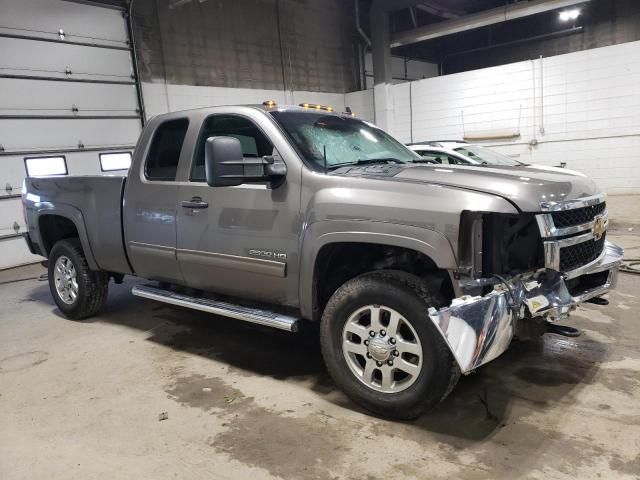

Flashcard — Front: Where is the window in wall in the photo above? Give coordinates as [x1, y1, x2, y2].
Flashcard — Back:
[191, 115, 273, 181]
[100, 152, 132, 172]
[145, 118, 189, 181]
[24, 156, 68, 177]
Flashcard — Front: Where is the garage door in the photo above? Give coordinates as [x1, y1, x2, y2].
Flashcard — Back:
[0, 0, 143, 269]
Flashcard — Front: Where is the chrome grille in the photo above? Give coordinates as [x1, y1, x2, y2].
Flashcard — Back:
[559, 234, 606, 272]
[536, 193, 608, 277]
[551, 202, 606, 228]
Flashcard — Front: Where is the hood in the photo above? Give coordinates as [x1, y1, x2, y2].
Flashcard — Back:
[333, 163, 599, 212]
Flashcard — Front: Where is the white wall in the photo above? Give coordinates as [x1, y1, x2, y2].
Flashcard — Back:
[344, 89, 375, 123]
[388, 40, 640, 195]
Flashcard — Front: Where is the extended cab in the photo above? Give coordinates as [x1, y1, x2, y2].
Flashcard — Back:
[23, 103, 624, 418]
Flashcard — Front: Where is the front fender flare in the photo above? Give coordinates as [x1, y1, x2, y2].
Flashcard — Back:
[298, 220, 458, 319]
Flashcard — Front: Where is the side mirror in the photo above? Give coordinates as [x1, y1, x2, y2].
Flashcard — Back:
[205, 136, 244, 187]
[204, 136, 287, 187]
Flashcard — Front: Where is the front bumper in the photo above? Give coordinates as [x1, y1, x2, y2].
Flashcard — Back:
[429, 241, 624, 374]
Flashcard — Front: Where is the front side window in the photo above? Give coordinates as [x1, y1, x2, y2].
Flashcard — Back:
[270, 111, 419, 170]
[192, 115, 274, 181]
[145, 118, 189, 181]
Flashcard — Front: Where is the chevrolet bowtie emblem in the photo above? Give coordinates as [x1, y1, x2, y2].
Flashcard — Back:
[593, 214, 606, 241]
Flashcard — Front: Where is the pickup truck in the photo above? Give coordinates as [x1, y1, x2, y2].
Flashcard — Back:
[22, 102, 624, 419]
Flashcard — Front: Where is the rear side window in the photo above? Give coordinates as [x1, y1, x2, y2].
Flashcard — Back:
[145, 118, 189, 181]
[191, 115, 273, 181]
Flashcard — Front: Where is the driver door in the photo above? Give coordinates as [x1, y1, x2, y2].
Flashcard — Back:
[175, 113, 301, 305]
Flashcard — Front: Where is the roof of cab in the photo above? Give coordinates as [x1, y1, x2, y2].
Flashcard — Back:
[146, 103, 358, 125]
[250, 104, 354, 116]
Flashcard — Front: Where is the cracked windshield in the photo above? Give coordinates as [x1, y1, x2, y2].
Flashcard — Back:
[270, 111, 419, 170]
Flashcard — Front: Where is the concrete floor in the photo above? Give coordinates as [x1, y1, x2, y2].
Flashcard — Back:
[1, 198, 640, 480]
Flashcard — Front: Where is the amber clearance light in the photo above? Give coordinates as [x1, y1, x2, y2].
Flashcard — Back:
[299, 103, 333, 112]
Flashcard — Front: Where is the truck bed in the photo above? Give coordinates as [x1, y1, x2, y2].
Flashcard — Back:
[23, 175, 131, 275]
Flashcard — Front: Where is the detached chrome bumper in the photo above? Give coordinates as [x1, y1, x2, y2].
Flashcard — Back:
[429, 241, 624, 374]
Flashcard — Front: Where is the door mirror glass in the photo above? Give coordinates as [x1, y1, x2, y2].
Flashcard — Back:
[205, 136, 287, 187]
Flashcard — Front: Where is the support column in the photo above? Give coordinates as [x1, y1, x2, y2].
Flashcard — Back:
[370, 1, 394, 132]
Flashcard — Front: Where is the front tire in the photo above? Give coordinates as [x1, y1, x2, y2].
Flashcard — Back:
[320, 270, 459, 419]
[48, 238, 109, 320]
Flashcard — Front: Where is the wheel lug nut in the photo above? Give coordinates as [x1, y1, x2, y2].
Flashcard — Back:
[364, 339, 369, 346]
[387, 360, 394, 366]
[393, 350, 399, 357]
[380, 329, 386, 336]
[366, 352, 372, 358]
[389, 338, 396, 345]
[376, 361, 383, 367]
[369, 331, 375, 337]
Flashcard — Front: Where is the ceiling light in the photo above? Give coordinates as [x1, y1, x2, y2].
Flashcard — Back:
[559, 9, 580, 21]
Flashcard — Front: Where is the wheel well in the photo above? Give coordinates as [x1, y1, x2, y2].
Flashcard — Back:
[312, 243, 454, 321]
[39, 215, 79, 256]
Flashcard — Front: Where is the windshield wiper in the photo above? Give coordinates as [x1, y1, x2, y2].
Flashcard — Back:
[327, 158, 405, 170]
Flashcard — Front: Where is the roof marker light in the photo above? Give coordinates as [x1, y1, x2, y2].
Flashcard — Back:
[299, 103, 334, 112]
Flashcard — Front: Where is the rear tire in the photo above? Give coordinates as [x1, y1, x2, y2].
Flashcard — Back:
[48, 238, 109, 320]
[320, 270, 459, 419]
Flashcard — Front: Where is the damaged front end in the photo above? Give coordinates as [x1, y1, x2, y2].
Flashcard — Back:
[431, 202, 623, 374]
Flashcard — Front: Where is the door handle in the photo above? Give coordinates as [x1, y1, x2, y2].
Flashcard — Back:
[181, 197, 209, 209]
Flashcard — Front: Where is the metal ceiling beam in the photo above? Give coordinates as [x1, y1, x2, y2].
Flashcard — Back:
[391, 0, 592, 47]
[61, 0, 127, 9]
[416, 1, 465, 19]
[375, 0, 427, 14]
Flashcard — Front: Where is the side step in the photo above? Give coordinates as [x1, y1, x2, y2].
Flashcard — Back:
[132, 284, 299, 332]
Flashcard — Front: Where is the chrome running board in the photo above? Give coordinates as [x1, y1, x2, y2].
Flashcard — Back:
[131, 284, 299, 332]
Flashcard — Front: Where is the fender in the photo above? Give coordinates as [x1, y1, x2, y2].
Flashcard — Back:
[298, 219, 458, 319]
[31, 203, 99, 271]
